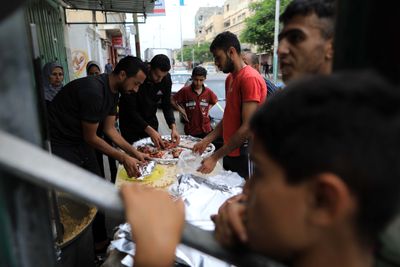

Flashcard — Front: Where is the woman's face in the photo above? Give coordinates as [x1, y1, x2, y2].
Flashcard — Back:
[88, 65, 101, 76]
[49, 67, 64, 87]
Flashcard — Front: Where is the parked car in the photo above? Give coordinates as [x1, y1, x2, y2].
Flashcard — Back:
[171, 72, 191, 95]
[205, 75, 226, 129]
[203, 64, 218, 74]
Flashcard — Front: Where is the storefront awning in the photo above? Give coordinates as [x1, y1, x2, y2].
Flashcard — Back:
[61, 0, 155, 14]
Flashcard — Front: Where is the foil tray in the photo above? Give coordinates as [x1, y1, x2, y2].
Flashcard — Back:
[133, 135, 215, 165]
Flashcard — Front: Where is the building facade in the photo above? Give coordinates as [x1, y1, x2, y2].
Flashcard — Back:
[195, 6, 223, 44]
[65, 10, 128, 79]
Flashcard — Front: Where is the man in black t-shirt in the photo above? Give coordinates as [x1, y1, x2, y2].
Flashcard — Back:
[119, 54, 180, 147]
[48, 56, 148, 178]
[48, 56, 148, 255]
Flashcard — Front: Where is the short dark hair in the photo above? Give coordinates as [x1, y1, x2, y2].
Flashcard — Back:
[113, 56, 147, 77]
[192, 66, 207, 77]
[150, 54, 171, 72]
[280, 0, 336, 39]
[250, 71, 400, 244]
[210, 31, 241, 54]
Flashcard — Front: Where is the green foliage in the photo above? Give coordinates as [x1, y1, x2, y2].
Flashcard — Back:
[178, 42, 213, 63]
[241, 0, 291, 52]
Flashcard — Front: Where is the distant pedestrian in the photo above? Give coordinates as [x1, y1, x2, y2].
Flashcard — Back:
[172, 66, 218, 138]
[104, 59, 113, 74]
[263, 62, 270, 78]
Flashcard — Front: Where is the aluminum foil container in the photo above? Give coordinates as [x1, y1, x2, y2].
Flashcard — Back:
[136, 160, 156, 180]
[110, 171, 244, 266]
[133, 135, 215, 165]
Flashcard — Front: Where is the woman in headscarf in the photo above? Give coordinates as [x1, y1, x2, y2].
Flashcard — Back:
[42, 62, 64, 106]
[86, 60, 101, 76]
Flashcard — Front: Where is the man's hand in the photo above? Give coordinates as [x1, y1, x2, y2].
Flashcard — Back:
[211, 194, 248, 248]
[180, 110, 189, 123]
[121, 154, 140, 177]
[146, 126, 164, 149]
[120, 184, 185, 267]
[171, 127, 180, 144]
[197, 155, 218, 174]
[193, 139, 210, 155]
[133, 150, 150, 162]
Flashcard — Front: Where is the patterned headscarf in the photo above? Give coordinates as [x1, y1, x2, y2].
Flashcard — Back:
[43, 62, 64, 102]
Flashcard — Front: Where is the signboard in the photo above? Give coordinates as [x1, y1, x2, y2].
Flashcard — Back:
[148, 0, 166, 16]
[112, 36, 123, 47]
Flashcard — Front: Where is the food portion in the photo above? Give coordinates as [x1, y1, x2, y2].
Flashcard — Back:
[162, 139, 178, 149]
[172, 148, 183, 158]
[137, 139, 182, 159]
[178, 138, 196, 150]
[117, 164, 177, 189]
[134, 135, 215, 163]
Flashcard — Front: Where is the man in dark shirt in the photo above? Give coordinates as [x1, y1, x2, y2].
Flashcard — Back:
[119, 54, 180, 147]
[48, 56, 148, 178]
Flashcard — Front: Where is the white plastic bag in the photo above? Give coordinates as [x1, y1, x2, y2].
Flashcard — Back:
[177, 150, 202, 175]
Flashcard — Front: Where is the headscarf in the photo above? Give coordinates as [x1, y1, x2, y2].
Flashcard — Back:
[43, 62, 64, 102]
[86, 60, 101, 75]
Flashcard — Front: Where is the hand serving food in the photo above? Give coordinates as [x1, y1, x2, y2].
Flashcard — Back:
[134, 135, 215, 164]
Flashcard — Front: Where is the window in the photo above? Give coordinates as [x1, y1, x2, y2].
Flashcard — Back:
[226, 4, 229, 12]
[224, 20, 231, 28]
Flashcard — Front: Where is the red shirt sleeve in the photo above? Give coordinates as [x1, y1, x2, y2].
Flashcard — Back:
[240, 76, 267, 103]
[173, 88, 186, 104]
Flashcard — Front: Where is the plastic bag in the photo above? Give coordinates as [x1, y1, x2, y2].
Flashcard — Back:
[177, 150, 202, 176]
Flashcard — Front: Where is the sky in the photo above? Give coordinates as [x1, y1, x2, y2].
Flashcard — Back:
[131, 0, 225, 57]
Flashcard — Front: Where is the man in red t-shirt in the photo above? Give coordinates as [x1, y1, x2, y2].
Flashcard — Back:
[193, 32, 267, 178]
[172, 66, 218, 138]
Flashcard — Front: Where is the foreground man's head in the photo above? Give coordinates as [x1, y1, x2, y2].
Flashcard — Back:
[246, 71, 400, 266]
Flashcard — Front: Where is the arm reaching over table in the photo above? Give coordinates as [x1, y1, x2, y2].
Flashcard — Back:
[120, 184, 185, 267]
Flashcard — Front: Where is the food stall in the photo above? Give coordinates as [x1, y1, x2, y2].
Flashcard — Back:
[106, 135, 246, 267]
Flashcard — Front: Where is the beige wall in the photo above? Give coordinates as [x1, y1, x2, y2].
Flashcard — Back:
[204, 14, 224, 42]
[223, 0, 254, 37]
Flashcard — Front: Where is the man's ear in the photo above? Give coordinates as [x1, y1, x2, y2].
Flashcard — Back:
[118, 70, 127, 81]
[325, 38, 334, 60]
[307, 173, 357, 227]
[228, 46, 236, 58]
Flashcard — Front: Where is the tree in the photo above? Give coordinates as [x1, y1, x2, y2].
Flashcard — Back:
[241, 0, 291, 52]
[179, 42, 214, 64]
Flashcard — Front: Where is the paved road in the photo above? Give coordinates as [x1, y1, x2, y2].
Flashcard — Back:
[157, 109, 185, 136]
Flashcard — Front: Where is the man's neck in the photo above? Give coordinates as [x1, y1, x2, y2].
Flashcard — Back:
[108, 73, 119, 94]
[294, 233, 373, 267]
[232, 59, 246, 74]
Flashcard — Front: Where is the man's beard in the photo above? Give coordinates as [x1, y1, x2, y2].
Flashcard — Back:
[222, 54, 235, 73]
